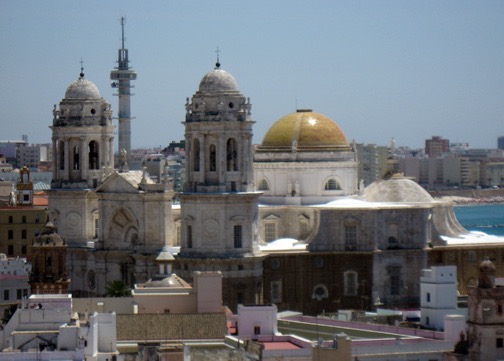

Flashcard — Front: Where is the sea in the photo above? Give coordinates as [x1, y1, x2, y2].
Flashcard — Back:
[454, 203, 504, 237]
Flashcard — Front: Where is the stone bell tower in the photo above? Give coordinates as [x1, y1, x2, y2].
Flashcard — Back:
[177, 60, 263, 311]
[48, 67, 114, 247]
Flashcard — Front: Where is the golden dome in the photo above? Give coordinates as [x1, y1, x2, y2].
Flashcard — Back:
[260, 110, 351, 152]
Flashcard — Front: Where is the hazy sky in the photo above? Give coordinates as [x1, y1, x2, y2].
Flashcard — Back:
[1, 1, 503, 150]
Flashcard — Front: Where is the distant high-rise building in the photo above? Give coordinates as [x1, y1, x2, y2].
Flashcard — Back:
[498, 136, 504, 150]
[356, 143, 389, 186]
[425, 136, 449, 158]
[16, 143, 52, 170]
[110, 17, 137, 164]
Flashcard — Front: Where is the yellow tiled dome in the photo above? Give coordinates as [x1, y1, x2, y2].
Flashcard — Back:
[260, 110, 351, 152]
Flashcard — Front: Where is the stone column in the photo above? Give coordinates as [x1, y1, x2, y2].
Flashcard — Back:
[199, 135, 205, 184]
[80, 136, 87, 180]
[219, 135, 226, 187]
[64, 138, 70, 181]
[109, 137, 114, 168]
[101, 135, 108, 168]
[52, 137, 58, 180]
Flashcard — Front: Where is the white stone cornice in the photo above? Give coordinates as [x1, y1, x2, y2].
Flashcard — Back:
[254, 162, 357, 169]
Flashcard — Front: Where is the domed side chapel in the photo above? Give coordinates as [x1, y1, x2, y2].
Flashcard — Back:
[47, 60, 469, 313]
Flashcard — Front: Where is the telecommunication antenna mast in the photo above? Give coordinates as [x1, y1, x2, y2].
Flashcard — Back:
[110, 16, 137, 164]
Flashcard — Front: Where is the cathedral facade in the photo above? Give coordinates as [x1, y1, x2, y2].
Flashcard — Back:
[48, 70, 174, 297]
[47, 61, 470, 313]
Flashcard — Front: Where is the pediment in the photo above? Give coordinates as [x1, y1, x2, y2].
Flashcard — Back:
[96, 172, 142, 194]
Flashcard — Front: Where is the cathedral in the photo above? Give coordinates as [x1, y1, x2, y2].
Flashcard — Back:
[47, 59, 471, 313]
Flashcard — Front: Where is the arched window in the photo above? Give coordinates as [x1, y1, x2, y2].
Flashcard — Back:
[387, 236, 399, 249]
[209, 144, 216, 172]
[324, 178, 341, 190]
[73, 145, 80, 170]
[193, 139, 200, 171]
[227, 138, 238, 171]
[59, 140, 65, 170]
[88, 141, 99, 170]
[258, 179, 270, 191]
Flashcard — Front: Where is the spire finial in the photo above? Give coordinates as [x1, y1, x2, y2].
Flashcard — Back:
[215, 46, 221, 68]
[79, 58, 84, 78]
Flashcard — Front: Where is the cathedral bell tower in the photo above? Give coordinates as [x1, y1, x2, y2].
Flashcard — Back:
[50, 67, 114, 189]
[178, 60, 263, 311]
[48, 68, 114, 247]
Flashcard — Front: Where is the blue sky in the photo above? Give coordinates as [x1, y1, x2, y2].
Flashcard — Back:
[1, 1, 503, 149]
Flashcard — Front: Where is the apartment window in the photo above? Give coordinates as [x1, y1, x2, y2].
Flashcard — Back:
[22, 216, 26, 224]
[187, 225, 193, 248]
[344, 271, 358, 296]
[498, 304, 503, 314]
[271, 258, 280, 270]
[7, 245, 13, 256]
[3, 290, 9, 301]
[17, 289, 22, 299]
[35, 214, 40, 223]
[21, 245, 27, 255]
[234, 225, 243, 248]
[8, 230, 13, 240]
[254, 326, 261, 335]
[426, 316, 430, 326]
[21, 229, 27, 239]
[8, 216, 13, 224]
[427, 292, 431, 303]
[264, 222, 277, 242]
[345, 225, 357, 251]
[23, 289, 28, 298]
